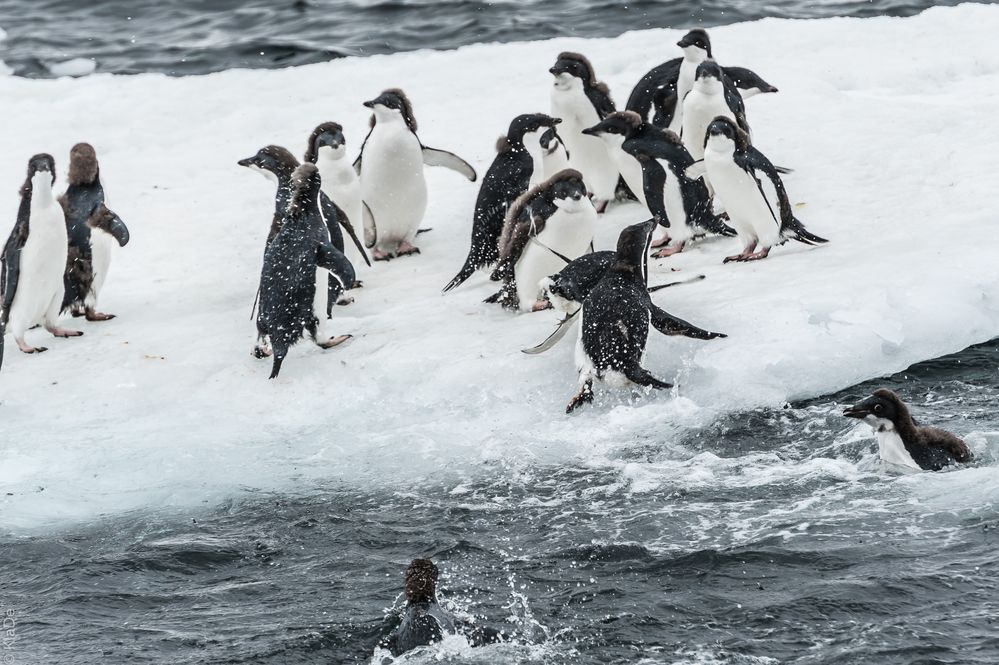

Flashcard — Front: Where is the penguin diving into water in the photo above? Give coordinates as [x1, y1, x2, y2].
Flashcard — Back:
[355, 88, 477, 261]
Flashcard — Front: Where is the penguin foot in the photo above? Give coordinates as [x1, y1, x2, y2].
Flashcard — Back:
[395, 242, 421, 257]
[650, 235, 672, 249]
[742, 248, 772, 262]
[336, 295, 355, 306]
[46, 326, 83, 338]
[351, 280, 364, 289]
[85, 309, 116, 322]
[253, 346, 272, 358]
[17, 339, 48, 354]
[531, 300, 553, 312]
[318, 334, 352, 350]
[566, 381, 595, 414]
[652, 242, 686, 259]
[372, 250, 393, 262]
[723, 242, 759, 264]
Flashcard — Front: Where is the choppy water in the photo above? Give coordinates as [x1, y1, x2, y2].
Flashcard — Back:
[0, 0, 993, 77]
[2, 339, 997, 664]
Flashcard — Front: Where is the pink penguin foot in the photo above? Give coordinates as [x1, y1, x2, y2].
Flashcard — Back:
[16, 339, 48, 354]
[46, 326, 84, 338]
[652, 242, 686, 259]
[395, 241, 421, 257]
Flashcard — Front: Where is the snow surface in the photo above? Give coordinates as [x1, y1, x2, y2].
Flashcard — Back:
[2, 4, 999, 531]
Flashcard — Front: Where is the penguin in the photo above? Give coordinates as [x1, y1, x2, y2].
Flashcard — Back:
[567, 219, 725, 413]
[303, 122, 372, 281]
[689, 116, 826, 262]
[1, 154, 83, 366]
[487, 169, 596, 312]
[378, 559, 504, 658]
[238, 145, 350, 314]
[254, 163, 355, 379]
[581, 111, 651, 209]
[626, 28, 778, 130]
[681, 60, 749, 164]
[617, 118, 734, 257]
[355, 89, 477, 261]
[549, 52, 619, 211]
[443, 113, 563, 293]
[844, 389, 973, 471]
[60, 143, 130, 321]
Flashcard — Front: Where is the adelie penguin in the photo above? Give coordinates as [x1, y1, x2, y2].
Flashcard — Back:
[567, 219, 725, 414]
[355, 88, 477, 261]
[844, 389, 973, 471]
[1, 154, 83, 368]
[689, 117, 827, 262]
[626, 28, 777, 131]
[254, 164, 355, 379]
[487, 169, 596, 312]
[443, 113, 563, 293]
[549, 52, 619, 211]
[681, 61, 750, 165]
[60, 143, 130, 322]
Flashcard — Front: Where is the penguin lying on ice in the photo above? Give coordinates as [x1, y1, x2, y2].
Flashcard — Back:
[566, 219, 725, 413]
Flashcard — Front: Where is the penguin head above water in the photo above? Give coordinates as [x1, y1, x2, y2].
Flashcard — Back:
[404, 559, 439, 604]
[705, 115, 749, 153]
[363, 88, 418, 132]
[21, 153, 56, 196]
[582, 110, 643, 148]
[677, 28, 712, 60]
[694, 60, 726, 94]
[303, 122, 346, 163]
[67, 142, 99, 186]
[549, 51, 601, 93]
[237, 145, 299, 186]
[844, 389, 909, 433]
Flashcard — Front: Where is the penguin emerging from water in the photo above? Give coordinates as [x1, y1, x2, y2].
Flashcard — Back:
[1, 154, 83, 367]
[487, 169, 597, 312]
[356, 88, 477, 261]
[689, 117, 826, 262]
[844, 389, 973, 471]
[254, 164, 355, 379]
[59, 143, 130, 321]
[567, 219, 725, 413]
[681, 61, 749, 165]
[378, 559, 504, 658]
[626, 28, 778, 131]
[443, 113, 563, 293]
[549, 52, 619, 211]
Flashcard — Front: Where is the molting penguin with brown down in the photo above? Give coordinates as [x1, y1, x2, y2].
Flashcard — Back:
[355, 88, 477, 261]
[844, 389, 973, 471]
[60, 143, 130, 322]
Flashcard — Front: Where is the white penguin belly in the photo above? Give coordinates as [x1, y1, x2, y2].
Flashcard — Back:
[542, 143, 570, 182]
[514, 207, 596, 311]
[317, 152, 365, 271]
[8, 202, 67, 331]
[668, 59, 698, 133]
[661, 168, 692, 243]
[552, 89, 618, 201]
[615, 151, 646, 207]
[360, 127, 427, 250]
[88, 230, 114, 305]
[682, 92, 734, 161]
[704, 150, 780, 247]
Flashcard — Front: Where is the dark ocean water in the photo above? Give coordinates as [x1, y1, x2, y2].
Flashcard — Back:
[0, 0, 993, 77]
[2, 340, 998, 664]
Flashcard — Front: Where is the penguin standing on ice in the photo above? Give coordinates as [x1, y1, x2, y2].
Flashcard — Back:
[844, 389, 973, 471]
[60, 143, 130, 321]
[549, 52, 619, 211]
[690, 117, 826, 262]
[567, 219, 725, 413]
[488, 169, 597, 312]
[443, 113, 563, 293]
[1, 154, 83, 367]
[254, 164, 355, 379]
[356, 88, 477, 261]
[681, 61, 749, 164]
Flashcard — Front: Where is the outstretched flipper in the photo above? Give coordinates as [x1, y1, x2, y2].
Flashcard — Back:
[522, 309, 580, 355]
[91, 206, 130, 247]
[649, 304, 726, 340]
[421, 147, 477, 182]
[623, 365, 673, 389]
[738, 145, 827, 245]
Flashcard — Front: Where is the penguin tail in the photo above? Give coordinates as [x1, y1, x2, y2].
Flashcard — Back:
[623, 365, 673, 390]
[783, 216, 828, 245]
[442, 256, 480, 293]
[775, 165, 794, 174]
[269, 353, 286, 380]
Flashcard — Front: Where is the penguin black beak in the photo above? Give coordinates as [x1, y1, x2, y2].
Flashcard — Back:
[362, 99, 375, 108]
[843, 400, 873, 419]
[548, 66, 558, 75]
[237, 156, 256, 168]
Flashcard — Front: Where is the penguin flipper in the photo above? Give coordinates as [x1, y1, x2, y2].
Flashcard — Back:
[685, 160, 707, 181]
[329, 198, 371, 266]
[421, 147, 477, 182]
[88, 205, 130, 247]
[316, 242, 356, 290]
[362, 201, 377, 249]
[640, 160, 670, 229]
[724, 66, 779, 95]
[649, 304, 726, 340]
[782, 216, 828, 245]
[1, 202, 30, 325]
[522, 309, 579, 355]
[623, 365, 673, 390]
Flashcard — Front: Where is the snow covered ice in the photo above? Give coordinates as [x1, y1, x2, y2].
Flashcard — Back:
[1, 4, 999, 531]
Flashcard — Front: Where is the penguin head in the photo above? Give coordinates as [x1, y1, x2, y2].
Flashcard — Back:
[582, 111, 642, 147]
[238, 145, 299, 184]
[844, 389, 909, 432]
[67, 143, 99, 186]
[363, 88, 417, 132]
[404, 559, 439, 604]
[511, 113, 563, 160]
[539, 127, 565, 156]
[705, 116, 749, 153]
[548, 169, 590, 213]
[615, 219, 656, 274]
[22, 153, 56, 195]
[694, 60, 725, 93]
[287, 163, 322, 218]
[304, 122, 346, 163]
[550, 52, 597, 92]
[677, 29, 711, 60]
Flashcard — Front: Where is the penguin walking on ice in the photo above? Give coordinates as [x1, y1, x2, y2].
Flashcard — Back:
[689, 116, 826, 263]
[681, 61, 750, 165]
[487, 169, 597, 312]
[443, 113, 563, 293]
[355, 88, 477, 261]
[60, 143, 130, 321]
[254, 164, 355, 379]
[567, 219, 725, 413]
[1, 154, 83, 368]
[844, 389, 973, 471]
[548, 52, 619, 211]
[626, 28, 778, 131]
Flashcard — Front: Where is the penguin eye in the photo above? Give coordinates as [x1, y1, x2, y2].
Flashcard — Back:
[874, 404, 883, 413]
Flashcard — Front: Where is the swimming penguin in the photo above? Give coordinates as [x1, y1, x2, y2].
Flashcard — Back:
[681, 61, 749, 164]
[443, 113, 563, 293]
[1, 154, 83, 366]
[303, 122, 372, 279]
[690, 116, 826, 262]
[254, 163, 355, 379]
[60, 143, 130, 321]
[549, 52, 619, 211]
[626, 28, 778, 130]
[844, 389, 973, 471]
[356, 88, 477, 261]
[567, 219, 725, 413]
[618, 119, 734, 257]
[378, 559, 504, 658]
[488, 169, 597, 312]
